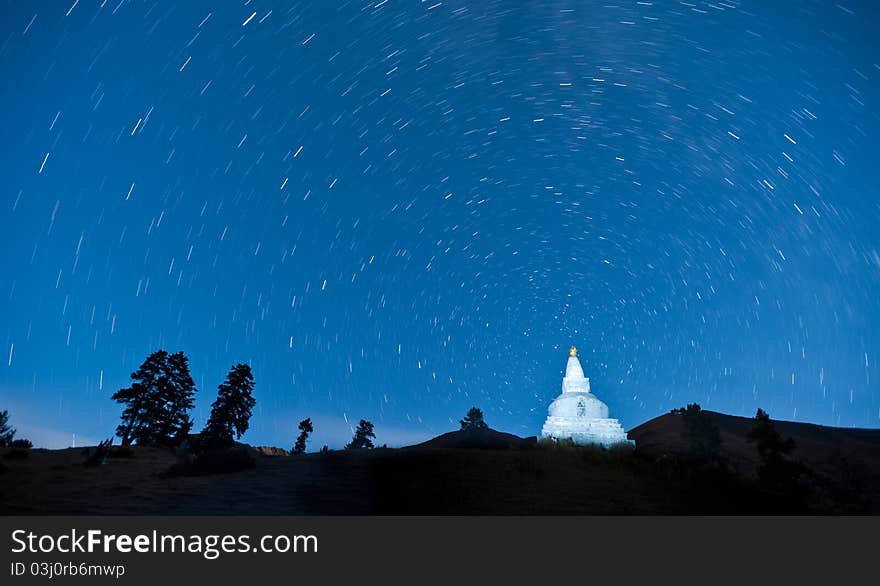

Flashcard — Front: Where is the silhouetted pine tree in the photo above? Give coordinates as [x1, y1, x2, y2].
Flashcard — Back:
[345, 419, 375, 449]
[112, 350, 165, 446]
[202, 363, 256, 445]
[163, 351, 197, 444]
[0, 410, 16, 447]
[460, 407, 488, 431]
[745, 408, 814, 511]
[292, 417, 313, 454]
[112, 350, 197, 447]
[747, 408, 796, 484]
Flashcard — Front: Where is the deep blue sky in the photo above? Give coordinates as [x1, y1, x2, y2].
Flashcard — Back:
[1, 1, 878, 449]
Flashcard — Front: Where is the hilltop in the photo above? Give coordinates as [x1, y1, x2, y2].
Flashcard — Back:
[409, 427, 537, 450]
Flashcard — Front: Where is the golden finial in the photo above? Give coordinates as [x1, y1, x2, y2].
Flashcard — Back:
[569, 346, 578, 357]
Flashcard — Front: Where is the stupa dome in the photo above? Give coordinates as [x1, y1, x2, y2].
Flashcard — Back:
[547, 393, 609, 420]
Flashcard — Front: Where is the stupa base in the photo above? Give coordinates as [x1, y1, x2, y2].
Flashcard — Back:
[540, 416, 633, 447]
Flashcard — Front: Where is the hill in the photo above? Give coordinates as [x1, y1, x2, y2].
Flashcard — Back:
[630, 410, 880, 477]
[630, 410, 880, 511]
[1, 415, 877, 515]
[409, 427, 537, 449]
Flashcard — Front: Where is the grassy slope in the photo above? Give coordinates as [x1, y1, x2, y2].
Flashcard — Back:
[0, 444, 783, 515]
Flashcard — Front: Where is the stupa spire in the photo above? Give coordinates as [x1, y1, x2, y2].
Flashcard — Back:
[563, 346, 587, 390]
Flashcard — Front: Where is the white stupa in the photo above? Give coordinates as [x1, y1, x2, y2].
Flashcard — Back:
[540, 346, 633, 447]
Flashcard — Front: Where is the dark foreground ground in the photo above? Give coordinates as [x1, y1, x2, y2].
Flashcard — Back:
[1, 412, 878, 515]
[0, 444, 781, 515]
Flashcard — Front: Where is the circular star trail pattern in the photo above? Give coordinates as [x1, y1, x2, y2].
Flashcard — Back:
[1, 1, 878, 448]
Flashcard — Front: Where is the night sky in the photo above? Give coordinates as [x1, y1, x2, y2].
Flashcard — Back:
[2, 1, 879, 449]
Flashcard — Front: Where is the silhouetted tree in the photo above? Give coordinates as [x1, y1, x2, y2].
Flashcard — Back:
[745, 408, 812, 512]
[671, 403, 721, 462]
[747, 409, 794, 457]
[113, 351, 164, 445]
[164, 351, 198, 444]
[345, 419, 376, 449]
[460, 407, 488, 431]
[0, 410, 16, 447]
[112, 350, 197, 447]
[203, 364, 256, 445]
[292, 417, 313, 454]
[9, 439, 33, 449]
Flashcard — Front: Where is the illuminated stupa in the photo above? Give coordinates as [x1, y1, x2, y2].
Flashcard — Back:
[540, 346, 633, 447]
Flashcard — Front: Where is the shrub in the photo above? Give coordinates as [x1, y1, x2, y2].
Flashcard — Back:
[109, 446, 136, 459]
[535, 437, 578, 450]
[534, 438, 635, 467]
[84, 438, 114, 467]
[672, 403, 722, 463]
[164, 445, 256, 477]
[196, 434, 235, 451]
[2, 449, 30, 460]
[9, 439, 33, 449]
[606, 442, 636, 459]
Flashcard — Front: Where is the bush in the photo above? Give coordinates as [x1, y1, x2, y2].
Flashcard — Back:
[84, 438, 113, 467]
[109, 446, 135, 459]
[534, 438, 634, 466]
[2, 449, 30, 460]
[535, 437, 578, 450]
[164, 445, 256, 477]
[574, 443, 634, 466]
[672, 403, 722, 463]
[195, 434, 236, 452]
[606, 442, 636, 459]
[9, 439, 33, 449]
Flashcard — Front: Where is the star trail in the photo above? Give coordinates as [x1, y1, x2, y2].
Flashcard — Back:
[1, 1, 878, 448]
